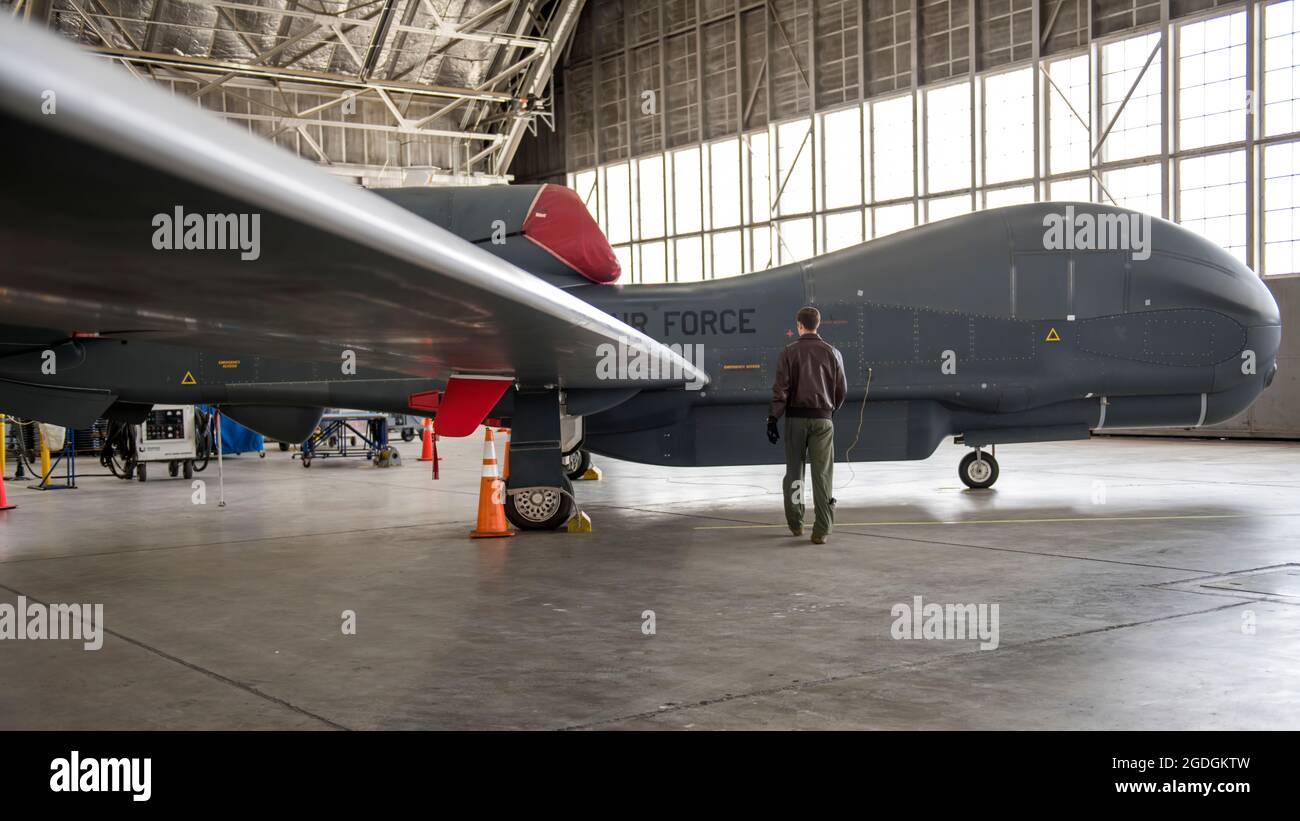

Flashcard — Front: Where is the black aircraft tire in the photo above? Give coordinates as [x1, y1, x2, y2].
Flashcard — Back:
[505, 483, 574, 531]
[562, 448, 591, 480]
[959, 451, 999, 489]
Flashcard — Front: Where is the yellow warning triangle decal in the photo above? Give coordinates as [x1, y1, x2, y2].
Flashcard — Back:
[1045, 328, 1061, 342]
[181, 370, 197, 385]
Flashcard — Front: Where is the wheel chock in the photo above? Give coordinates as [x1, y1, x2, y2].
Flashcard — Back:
[579, 465, 603, 481]
[566, 511, 593, 533]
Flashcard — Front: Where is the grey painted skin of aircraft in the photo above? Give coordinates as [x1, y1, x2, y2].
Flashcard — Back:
[387, 184, 1282, 479]
[572, 202, 1283, 477]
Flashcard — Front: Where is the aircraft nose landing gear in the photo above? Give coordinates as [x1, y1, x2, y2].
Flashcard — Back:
[958, 448, 999, 489]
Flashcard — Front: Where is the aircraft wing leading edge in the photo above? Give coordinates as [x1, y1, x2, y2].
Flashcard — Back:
[0, 18, 707, 392]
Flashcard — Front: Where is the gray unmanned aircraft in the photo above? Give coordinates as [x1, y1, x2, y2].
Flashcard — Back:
[0, 20, 1282, 530]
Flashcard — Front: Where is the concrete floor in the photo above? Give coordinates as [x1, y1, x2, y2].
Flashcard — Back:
[0, 432, 1298, 730]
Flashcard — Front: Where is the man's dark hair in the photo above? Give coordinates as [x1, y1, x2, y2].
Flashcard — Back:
[796, 306, 820, 331]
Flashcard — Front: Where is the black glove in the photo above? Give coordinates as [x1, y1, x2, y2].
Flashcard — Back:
[766, 417, 780, 444]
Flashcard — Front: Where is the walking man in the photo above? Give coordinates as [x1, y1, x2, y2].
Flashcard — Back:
[767, 306, 847, 544]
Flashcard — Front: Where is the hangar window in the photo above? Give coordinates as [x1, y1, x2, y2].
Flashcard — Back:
[612, 245, 635, 283]
[1047, 54, 1092, 175]
[1100, 32, 1163, 163]
[672, 147, 703, 235]
[558, 1, 1289, 280]
[1177, 11, 1248, 151]
[1049, 176, 1092, 201]
[603, 163, 632, 246]
[639, 240, 668, 284]
[1263, 141, 1300, 276]
[871, 95, 915, 202]
[1102, 162, 1164, 217]
[925, 81, 974, 194]
[1178, 150, 1248, 263]
[820, 107, 864, 210]
[709, 139, 742, 229]
[776, 217, 815, 264]
[674, 235, 705, 281]
[775, 119, 815, 216]
[571, 170, 599, 226]
[745, 131, 773, 224]
[927, 193, 974, 223]
[985, 185, 1035, 208]
[874, 202, 916, 237]
[822, 210, 865, 253]
[711, 230, 743, 278]
[983, 67, 1034, 185]
[637, 155, 666, 240]
[1264, 0, 1300, 137]
[749, 225, 773, 271]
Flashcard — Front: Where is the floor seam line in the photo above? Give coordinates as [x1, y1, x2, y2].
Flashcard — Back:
[0, 581, 350, 731]
[557, 600, 1251, 730]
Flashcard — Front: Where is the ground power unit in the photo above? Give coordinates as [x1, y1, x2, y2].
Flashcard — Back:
[134, 404, 197, 481]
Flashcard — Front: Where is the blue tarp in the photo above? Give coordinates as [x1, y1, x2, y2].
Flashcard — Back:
[197, 406, 264, 455]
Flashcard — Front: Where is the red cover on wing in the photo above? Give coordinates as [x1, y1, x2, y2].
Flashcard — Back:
[522, 184, 621, 283]
[412, 375, 513, 437]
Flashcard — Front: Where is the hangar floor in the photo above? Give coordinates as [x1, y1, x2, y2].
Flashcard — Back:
[1, 433, 1297, 730]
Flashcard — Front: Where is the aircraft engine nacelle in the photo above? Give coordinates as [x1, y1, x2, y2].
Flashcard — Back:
[374, 184, 620, 289]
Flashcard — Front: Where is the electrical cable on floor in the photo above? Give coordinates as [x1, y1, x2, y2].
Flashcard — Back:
[838, 367, 873, 490]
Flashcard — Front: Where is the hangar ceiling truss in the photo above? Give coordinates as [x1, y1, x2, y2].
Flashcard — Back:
[6, 0, 585, 184]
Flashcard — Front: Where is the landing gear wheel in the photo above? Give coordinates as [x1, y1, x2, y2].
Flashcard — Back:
[562, 448, 591, 480]
[505, 481, 575, 530]
[278, 442, 289, 452]
[959, 450, 999, 489]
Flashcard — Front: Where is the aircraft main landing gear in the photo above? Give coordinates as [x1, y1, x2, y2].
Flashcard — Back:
[958, 448, 999, 489]
[504, 479, 575, 530]
[501, 387, 579, 531]
[562, 447, 591, 480]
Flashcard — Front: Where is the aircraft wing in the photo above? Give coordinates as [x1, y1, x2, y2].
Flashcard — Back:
[0, 19, 707, 392]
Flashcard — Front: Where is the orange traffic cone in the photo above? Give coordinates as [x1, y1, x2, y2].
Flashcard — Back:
[496, 427, 510, 480]
[0, 467, 15, 511]
[418, 417, 434, 462]
[470, 428, 513, 539]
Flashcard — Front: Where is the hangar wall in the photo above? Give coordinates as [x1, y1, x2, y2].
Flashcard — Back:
[511, 0, 1298, 438]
